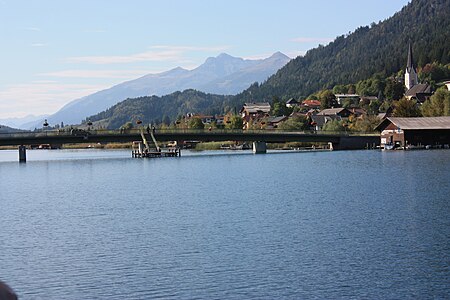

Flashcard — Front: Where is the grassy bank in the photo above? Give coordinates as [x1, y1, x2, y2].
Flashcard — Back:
[267, 142, 328, 150]
[194, 141, 235, 150]
[62, 142, 132, 149]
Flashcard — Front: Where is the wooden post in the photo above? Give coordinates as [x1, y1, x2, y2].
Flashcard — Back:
[18, 145, 26, 162]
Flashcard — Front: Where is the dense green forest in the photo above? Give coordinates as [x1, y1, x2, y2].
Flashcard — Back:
[87, 0, 450, 129]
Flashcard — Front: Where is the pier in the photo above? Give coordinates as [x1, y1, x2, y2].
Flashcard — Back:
[131, 147, 180, 158]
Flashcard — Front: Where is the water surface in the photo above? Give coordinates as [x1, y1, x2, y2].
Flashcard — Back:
[1, 149, 449, 299]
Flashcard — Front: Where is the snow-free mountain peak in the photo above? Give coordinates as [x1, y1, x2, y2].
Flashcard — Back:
[39, 52, 290, 126]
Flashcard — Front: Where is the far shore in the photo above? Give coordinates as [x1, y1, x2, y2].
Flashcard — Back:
[0, 141, 328, 151]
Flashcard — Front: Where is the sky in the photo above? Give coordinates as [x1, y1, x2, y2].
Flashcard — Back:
[0, 0, 410, 120]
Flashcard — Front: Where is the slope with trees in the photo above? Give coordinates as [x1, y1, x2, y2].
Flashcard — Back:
[234, 0, 449, 103]
[87, 90, 234, 129]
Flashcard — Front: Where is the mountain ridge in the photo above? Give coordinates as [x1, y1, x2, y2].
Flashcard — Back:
[41, 52, 290, 127]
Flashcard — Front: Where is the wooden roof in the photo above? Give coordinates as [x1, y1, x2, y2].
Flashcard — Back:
[375, 116, 450, 131]
[241, 103, 271, 113]
[268, 116, 288, 124]
[286, 98, 298, 104]
[301, 99, 321, 107]
[405, 84, 432, 96]
[317, 108, 350, 116]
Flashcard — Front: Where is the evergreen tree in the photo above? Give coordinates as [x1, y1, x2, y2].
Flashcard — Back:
[421, 88, 450, 116]
[393, 98, 421, 117]
[384, 78, 405, 100]
[188, 118, 204, 129]
[225, 115, 243, 130]
[278, 115, 309, 130]
[319, 90, 337, 109]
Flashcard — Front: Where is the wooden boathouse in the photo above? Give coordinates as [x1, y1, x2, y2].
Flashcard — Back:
[375, 116, 450, 149]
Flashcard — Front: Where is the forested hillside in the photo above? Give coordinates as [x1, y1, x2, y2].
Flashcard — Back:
[0, 125, 25, 133]
[235, 0, 449, 102]
[88, 90, 233, 129]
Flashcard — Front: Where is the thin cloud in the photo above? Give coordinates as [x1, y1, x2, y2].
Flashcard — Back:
[242, 52, 293, 60]
[291, 37, 333, 44]
[67, 45, 230, 65]
[68, 50, 182, 64]
[25, 27, 41, 31]
[286, 50, 306, 58]
[39, 69, 163, 79]
[151, 45, 230, 52]
[31, 43, 47, 47]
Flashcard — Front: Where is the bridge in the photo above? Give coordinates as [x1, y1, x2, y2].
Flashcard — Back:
[0, 129, 379, 161]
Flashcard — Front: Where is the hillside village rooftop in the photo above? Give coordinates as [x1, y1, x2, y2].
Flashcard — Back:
[240, 103, 271, 114]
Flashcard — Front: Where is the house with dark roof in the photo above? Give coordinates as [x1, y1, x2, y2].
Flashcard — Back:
[317, 108, 352, 118]
[377, 106, 394, 120]
[285, 98, 299, 108]
[375, 116, 450, 149]
[267, 116, 288, 129]
[310, 114, 342, 131]
[405, 83, 433, 103]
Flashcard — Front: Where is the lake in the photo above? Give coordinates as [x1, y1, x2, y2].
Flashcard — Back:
[0, 149, 449, 299]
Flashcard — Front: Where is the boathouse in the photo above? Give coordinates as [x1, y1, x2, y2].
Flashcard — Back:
[375, 116, 450, 149]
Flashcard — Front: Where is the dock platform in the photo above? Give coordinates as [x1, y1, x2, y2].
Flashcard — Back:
[132, 148, 180, 158]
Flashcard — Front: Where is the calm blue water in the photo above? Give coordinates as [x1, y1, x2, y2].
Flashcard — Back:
[0, 149, 449, 299]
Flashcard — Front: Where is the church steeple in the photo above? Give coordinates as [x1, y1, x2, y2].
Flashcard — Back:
[405, 43, 418, 90]
[406, 43, 415, 72]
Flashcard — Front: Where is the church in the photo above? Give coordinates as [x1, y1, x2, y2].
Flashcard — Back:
[404, 43, 433, 103]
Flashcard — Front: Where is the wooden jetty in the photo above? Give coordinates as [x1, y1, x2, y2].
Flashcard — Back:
[131, 146, 181, 158]
[131, 128, 180, 158]
[132, 147, 180, 158]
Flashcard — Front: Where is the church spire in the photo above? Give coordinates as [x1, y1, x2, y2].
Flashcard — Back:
[405, 43, 418, 90]
[406, 43, 415, 73]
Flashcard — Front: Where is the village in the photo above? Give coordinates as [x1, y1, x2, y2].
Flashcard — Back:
[170, 45, 450, 151]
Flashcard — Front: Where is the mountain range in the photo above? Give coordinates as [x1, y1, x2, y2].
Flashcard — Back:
[35, 52, 290, 127]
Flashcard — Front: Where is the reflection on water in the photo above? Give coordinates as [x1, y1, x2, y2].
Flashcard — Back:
[0, 149, 449, 299]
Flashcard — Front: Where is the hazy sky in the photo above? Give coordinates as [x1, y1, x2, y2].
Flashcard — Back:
[0, 0, 410, 119]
